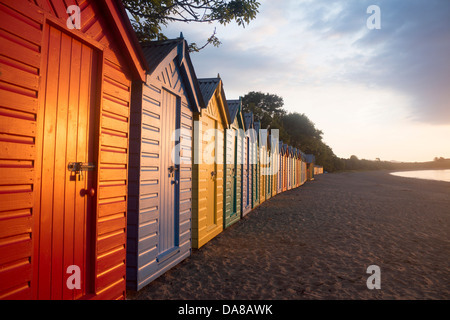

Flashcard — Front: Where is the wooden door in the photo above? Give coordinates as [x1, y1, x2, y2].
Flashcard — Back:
[205, 115, 217, 229]
[245, 137, 250, 209]
[230, 130, 236, 214]
[158, 89, 180, 258]
[37, 25, 98, 300]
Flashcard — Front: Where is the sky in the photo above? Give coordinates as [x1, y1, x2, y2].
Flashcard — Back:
[161, 0, 450, 162]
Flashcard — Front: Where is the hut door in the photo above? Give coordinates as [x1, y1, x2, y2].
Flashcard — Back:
[230, 130, 236, 214]
[205, 115, 217, 228]
[245, 137, 250, 208]
[158, 89, 180, 258]
[37, 26, 98, 300]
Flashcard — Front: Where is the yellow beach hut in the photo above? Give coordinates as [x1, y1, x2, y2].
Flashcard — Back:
[193, 77, 231, 248]
[256, 122, 266, 204]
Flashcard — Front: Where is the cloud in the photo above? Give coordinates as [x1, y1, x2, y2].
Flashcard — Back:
[293, 0, 450, 124]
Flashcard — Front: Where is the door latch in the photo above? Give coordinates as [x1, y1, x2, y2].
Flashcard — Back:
[68, 162, 96, 181]
[168, 165, 178, 178]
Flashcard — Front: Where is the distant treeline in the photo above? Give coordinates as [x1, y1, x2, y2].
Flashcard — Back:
[241, 91, 450, 173]
[334, 156, 450, 173]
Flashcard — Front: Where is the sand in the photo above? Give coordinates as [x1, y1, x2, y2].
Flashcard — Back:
[127, 170, 450, 300]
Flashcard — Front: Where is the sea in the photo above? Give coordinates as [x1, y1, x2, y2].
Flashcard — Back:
[390, 169, 450, 183]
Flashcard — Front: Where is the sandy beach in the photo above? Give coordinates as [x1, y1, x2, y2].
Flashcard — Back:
[127, 171, 450, 300]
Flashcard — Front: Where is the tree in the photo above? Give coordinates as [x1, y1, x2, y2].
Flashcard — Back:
[122, 0, 260, 51]
[242, 91, 286, 127]
[241, 91, 289, 142]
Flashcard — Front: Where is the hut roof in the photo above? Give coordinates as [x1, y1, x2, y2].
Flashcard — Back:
[305, 154, 316, 163]
[141, 39, 181, 74]
[226, 99, 241, 124]
[198, 77, 231, 125]
[244, 112, 254, 130]
[140, 38, 205, 111]
[198, 78, 221, 105]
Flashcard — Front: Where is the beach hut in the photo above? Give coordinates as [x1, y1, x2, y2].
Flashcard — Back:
[257, 123, 267, 204]
[126, 38, 205, 291]
[277, 141, 284, 194]
[242, 113, 254, 216]
[0, 0, 147, 300]
[270, 135, 279, 197]
[296, 150, 302, 187]
[314, 165, 324, 175]
[305, 154, 316, 181]
[282, 144, 289, 192]
[294, 148, 300, 188]
[251, 120, 260, 208]
[292, 148, 297, 188]
[224, 99, 245, 228]
[292, 148, 298, 187]
[300, 151, 307, 185]
[192, 77, 230, 248]
[253, 122, 262, 206]
[287, 146, 293, 190]
[265, 134, 272, 201]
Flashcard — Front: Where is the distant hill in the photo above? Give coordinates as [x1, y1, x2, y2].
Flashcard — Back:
[335, 157, 450, 172]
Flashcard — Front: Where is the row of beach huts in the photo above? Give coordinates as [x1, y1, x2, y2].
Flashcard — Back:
[0, 0, 322, 299]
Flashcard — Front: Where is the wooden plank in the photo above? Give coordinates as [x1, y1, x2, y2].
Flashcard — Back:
[0, 57, 39, 90]
[0, 216, 32, 238]
[33, 0, 56, 16]
[97, 231, 126, 255]
[99, 168, 127, 181]
[104, 61, 129, 86]
[101, 114, 129, 133]
[99, 185, 127, 200]
[50, 30, 74, 299]
[94, 277, 125, 300]
[98, 201, 127, 218]
[103, 78, 130, 103]
[102, 95, 129, 118]
[0, 283, 32, 300]
[0, 31, 41, 68]
[62, 36, 82, 301]
[141, 111, 160, 129]
[0, 167, 34, 185]
[50, 0, 70, 20]
[0, 259, 31, 295]
[101, 150, 128, 164]
[0, 0, 45, 24]
[96, 246, 126, 275]
[0, 115, 36, 137]
[0, 3, 42, 45]
[96, 263, 125, 292]
[0, 235, 31, 265]
[101, 133, 128, 149]
[73, 41, 96, 300]
[0, 83, 38, 114]
[38, 25, 61, 299]
[0, 192, 33, 212]
[98, 214, 126, 235]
